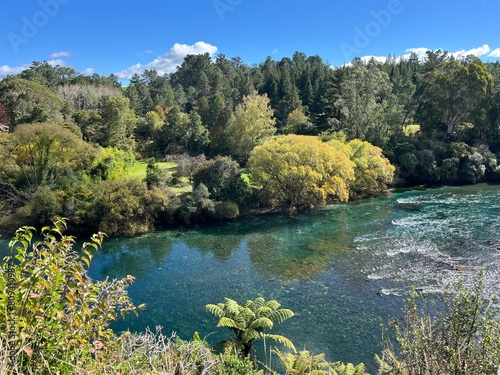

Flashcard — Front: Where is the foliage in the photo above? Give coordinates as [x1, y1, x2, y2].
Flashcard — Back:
[416, 55, 493, 135]
[0, 103, 9, 127]
[91, 147, 135, 181]
[99, 95, 138, 150]
[377, 275, 500, 375]
[86, 179, 167, 236]
[248, 135, 355, 212]
[205, 297, 295, 358]
[271, 349, 369, 375]
[0, 78, 63, 128]
[0, 220, 141, 374]
[145, 158, 169, 188]
[284, 107, 311, 134]
[192, 156, 249, 204]
[332, 63, 399, 146]
[55, 83, 121, 112]
[329, 139, 395, 198]
[226, 92, 276, 162]
[0, 122, 98, 211]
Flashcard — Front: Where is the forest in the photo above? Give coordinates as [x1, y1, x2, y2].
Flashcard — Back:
[0, 51, 500, 236]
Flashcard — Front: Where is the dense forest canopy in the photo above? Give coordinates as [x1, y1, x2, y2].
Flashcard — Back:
[1, 52, 500, 235]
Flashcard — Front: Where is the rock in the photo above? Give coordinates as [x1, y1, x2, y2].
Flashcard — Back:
[396, 202, 422, 211]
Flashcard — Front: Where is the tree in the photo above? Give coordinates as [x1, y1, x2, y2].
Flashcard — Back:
[99, 95, 137, 150]
[0, 103, 9, 129]
[248, 135, 355, 212]
[55, 84, 121, 112]
[192, 156, 247, 203]
[226, 92, 276, 163]
[284, 107, 310, 134]
[180, 110, 209, 154]
[333, 63, 397, 146]
[0, 123, 96, 208]
[205, 297, 295, 358]
[416, 55, 493, 135]
[0, 78, 63, 128]
[329, 139, 395, 198]
[87, 179, 166, 236]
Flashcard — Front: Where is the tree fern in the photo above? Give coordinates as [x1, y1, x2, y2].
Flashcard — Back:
[205, 296, 295, 358]
[271, 349, 369, 375]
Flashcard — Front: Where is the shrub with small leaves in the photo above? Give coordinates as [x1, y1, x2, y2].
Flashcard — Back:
[0, 219, 143, 374]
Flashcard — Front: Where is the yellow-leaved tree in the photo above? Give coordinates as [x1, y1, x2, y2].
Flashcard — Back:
[226, 92, 276, 163]
[248, 135, 354, 212]
[329, 139, 395, 198]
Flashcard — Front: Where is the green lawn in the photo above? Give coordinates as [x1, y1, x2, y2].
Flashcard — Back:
[127, 161, 177, 180]
[128, 161, 192, 195]
[403, 124, 421, 136]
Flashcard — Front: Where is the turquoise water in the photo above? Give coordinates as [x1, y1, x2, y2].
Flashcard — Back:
[2, 184, 500, 372]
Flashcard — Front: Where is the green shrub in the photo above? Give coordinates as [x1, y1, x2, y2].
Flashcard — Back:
[214, 201, 240, 220]
[0, 219, 141, 374]
[377, 275, 500, 374]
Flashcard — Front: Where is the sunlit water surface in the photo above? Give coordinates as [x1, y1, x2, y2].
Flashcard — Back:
[2, 184, 500, 372]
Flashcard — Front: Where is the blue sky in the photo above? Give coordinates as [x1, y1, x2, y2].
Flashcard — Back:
[1, 0, 500, 82]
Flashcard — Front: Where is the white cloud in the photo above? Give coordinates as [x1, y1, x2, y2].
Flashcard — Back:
[352, 44, 498, 66]
[451, 44, 491, 58]
[49, 51, 72, 59]
[115, 41, 218, 79]
[47, 59, 68, 67]
[401, 47, 431, 61]
[489, 48, 500, 58]
[0, 63, 30, 77]
[82, 68, 95, 76]
[359, 55, 387, 64]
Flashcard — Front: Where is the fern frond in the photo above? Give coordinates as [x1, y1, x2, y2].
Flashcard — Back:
[205, 304, 224, 317]
[253, 297, 266, 309]
[263, 334, 296, 352]
[233, 314, 247, 329]
[265, 299, 281, 310]
[249, 317, 273, 330]
[242, 299, 254, 309]
[256, 305, 274, 317]
[241, 328, 261, 343]
[270, 308, 294, 324]
[218, 317, 239, 329]
[224, 298, 240, 316]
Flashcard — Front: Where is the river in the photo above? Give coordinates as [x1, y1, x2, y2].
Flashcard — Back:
[2, 183, 500, 372]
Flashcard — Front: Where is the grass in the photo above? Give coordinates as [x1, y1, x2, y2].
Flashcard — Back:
[403, 124, 421, 136]
[127, 161, 193, 195]
[127, 161, 177, 180]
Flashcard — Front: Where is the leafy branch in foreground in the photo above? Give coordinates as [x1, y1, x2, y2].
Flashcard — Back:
[0, 219, 144, 374]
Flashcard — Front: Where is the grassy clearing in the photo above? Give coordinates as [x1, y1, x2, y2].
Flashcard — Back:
[403, 124, 421, 136]
[128, 161, 177, 180]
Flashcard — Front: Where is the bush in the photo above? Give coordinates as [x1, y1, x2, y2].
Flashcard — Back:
[214, 201, 240, 220]
[0, 220, 141, 374]
[377, 274, 500, 375]
[86, 179, 167, 236]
